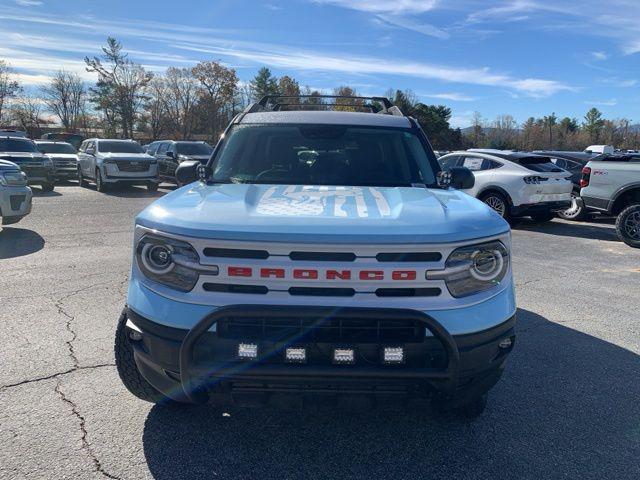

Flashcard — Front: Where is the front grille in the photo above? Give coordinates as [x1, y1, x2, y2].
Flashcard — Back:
[10, 195, 26, 210]
[22, 167, 46, 177]
[53, 159, 76, 168]
[217, 316, 426, 343]
[203, 247, 269, 259]
[376, 252, 442, 262]
[115, 161, 149, 172]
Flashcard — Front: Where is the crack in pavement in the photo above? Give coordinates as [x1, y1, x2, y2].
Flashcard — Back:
[54, 377, 122, 480]
[0, 363, 115, 391]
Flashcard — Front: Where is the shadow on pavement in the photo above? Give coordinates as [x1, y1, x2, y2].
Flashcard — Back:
[97, 184, 174, 199]
[513, 218, 619, 242]
[142, 308, 639, 479]
[31, 188, 62, 197]
[0, 227, 45, 259]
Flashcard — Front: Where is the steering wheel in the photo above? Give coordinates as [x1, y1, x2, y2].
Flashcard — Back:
[255, 168, 290, 182]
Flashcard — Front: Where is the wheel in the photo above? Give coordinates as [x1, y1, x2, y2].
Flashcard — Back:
[457, 393, 488, 419]
[557, 193, 586, 221]
[78, 168, 88, 188]
[95, 168, 107, 192]
[41, 182, 55, 192]
[114, 310, 169, 403]
[615, 204, 640, 248]
[147, 182, 159, 192]
[480, 192, 510, 221]
[529, 212, 555, 224]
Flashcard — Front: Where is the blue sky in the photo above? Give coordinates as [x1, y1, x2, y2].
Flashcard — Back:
[1, 0, 639, 127]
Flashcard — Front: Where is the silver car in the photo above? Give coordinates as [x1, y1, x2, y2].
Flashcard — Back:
[35, 141, 79, 183]
[77, 139, 159, 192]
[0, 160, 32, 225]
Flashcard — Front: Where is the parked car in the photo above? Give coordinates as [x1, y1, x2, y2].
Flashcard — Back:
[0, 129, 27, 138]
[0, 136, 55, 192]
[35, 141, 79, 183]
[581, 159, 640, 247]
[438, 149, 573, 223]
[0, 160, 32, 225]
[115, 94, 516, 419]
[533, 150, 602, 220]
[151, 140, 213, 184]
[77, 139, 159, 192]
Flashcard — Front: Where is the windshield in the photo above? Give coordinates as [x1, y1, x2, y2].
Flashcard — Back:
[37, 143, 76, 154]
[515, 156, 564, 173]
[0, 138, 38, 153]
[177, 142, 212, 156]
[98, 141, 144, 154]
[211, 124, 437, 187]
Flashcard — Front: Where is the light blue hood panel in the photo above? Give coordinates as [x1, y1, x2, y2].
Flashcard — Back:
[136, 183, 509, 244]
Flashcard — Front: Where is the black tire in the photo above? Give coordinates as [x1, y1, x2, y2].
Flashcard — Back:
[78, 168, 88, 188]
[95, 168, 107, 192]
[529, 212, 555, 224]
[457, 393, 488, 419]
[147, 182, 159, 192]
[615, 204, 640, 248]
[114, 310, 169, 403]
[480, 191, 511, 221]
[41, 182, 55, 192]
[557, 193, 586, 221]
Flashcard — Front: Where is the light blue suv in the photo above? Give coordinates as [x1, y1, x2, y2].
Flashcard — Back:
[116, 96, 516, 418]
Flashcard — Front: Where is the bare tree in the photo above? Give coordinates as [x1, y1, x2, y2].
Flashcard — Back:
[0, 60, 21, 125]
[144, 76, 170, 140]
[41, 70, 86, 131]
[164, 67, 200, 140]
[11, 94, 49, 137]
[85, 37, 152, 137]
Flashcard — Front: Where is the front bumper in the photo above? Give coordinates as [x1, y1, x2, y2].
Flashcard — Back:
[124, 305, 515, 406]
[510, 200, 571, 216]
[0, 185, 32, 224]
[54, 168, 78, 181]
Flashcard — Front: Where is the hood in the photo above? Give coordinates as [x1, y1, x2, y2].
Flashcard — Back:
[45, 153, 78, 160]
[101, 152, 155, 161]
[0, 159, 20, 171]
[0, 152, 46, 163]
[179, 155, 211, 162]
[136, 184, 509, 244]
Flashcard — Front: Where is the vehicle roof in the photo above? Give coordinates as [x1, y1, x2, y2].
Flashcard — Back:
[34, 140, 73, 145]
[239, 110, 412, 128]
[463, 149, 549, 161]
[1, 135, 32, 140]
[84, 138, 139, 142]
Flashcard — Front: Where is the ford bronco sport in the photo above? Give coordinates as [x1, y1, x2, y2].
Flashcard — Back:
[115, 96, 516, 418]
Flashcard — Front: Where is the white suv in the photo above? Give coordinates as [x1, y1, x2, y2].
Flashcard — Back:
[77, 139, 159, 192]
[438, 150, 573, 222]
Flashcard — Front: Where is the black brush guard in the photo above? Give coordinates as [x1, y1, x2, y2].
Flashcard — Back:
[179, 305, 460, 404]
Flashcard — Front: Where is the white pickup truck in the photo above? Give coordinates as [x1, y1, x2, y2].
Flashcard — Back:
[580, 160, 640, 247]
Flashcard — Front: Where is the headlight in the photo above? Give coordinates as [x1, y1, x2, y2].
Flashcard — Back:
[0, 171, 27, 186]
[136, 234, 210, 292]
[427, 240, 509, 297]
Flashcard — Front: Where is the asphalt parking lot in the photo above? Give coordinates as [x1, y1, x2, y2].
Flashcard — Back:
[1, 183, 639, 480]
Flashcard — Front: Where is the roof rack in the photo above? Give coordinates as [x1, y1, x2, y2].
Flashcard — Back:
[245, 95, 404, 116]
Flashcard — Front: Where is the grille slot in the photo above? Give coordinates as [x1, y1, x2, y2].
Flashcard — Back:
[203, 283, 268, 294]
[375, 288, 442, 297]
[217, 316, 425, 343]
[376, 252, 442, 262]
[289, 251, 356, 262]
[9, 195, 26, 210]
[288, 287, 355, 297]
[203, 247, 269, 259]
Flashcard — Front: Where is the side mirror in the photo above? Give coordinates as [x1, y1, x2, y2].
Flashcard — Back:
[176, 160, 201, 185]
[167, 151, 175, 159]
[439, 166, 475, 190]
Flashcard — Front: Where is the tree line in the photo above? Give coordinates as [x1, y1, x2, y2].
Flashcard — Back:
[1, 37, 638, 151]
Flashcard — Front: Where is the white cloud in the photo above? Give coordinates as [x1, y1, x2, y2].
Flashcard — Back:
[311, 0, 439, 15]
[584, 99, 617, 106]
[423, 92, 476, 102]
[599, 77, 637, 88]
[0, 9, 570, 97]
[15, 0, 43, 5]
[375, 15, 449, 39]
[174, 42, 571, 97]
[591, 51, 608, 61]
